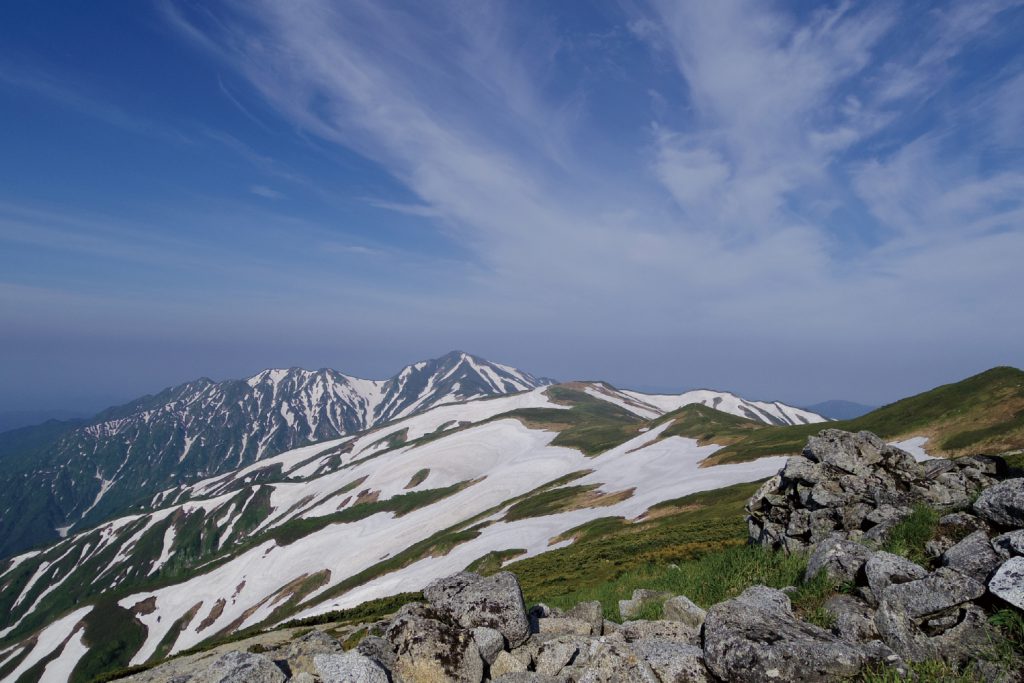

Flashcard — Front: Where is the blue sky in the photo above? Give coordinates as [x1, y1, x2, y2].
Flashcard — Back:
[1, 0, 1023, 412]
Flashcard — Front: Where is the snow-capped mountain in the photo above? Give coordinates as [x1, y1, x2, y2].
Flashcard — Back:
[0, 385, 797, 680]
[0, 352, 551, 558]
[574, 382, 827, 426]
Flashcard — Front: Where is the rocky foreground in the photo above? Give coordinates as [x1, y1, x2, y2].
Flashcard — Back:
[121, 430, 1024, 682]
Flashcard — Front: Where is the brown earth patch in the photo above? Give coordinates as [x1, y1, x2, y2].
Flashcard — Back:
[197, 598, 226, 632]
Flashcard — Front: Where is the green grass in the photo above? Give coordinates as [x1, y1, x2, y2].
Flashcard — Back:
[503, 484, 599, 521]
[70, 599, 147, 683]
[654, 403, 766, 445]
[710, 366, 1024, 463]
[405, 469, 430, 489]
[881, 504, 940, 566]
[465, 549, 526, 575]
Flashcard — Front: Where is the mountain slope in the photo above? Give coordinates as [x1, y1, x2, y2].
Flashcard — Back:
[803, 400, 876, 420]
[708, 366, 1024, 464]
[3, 368, 1020, 682]
[0, 387, 788, 681]
[565, 381, 827, 426]
[0, 352, 552, 559]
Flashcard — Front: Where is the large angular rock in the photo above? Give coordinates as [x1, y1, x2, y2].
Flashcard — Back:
[490, 650, 528, 678]
[313, 652, 389, 683]
[472, 626, 505, 665]
[662, 595, 706, 629]
[864, 551, 928, 604]
[563, 600, 604, 636]
[989, 556, 1024, 610]
[805, 535, 872, 583]
[631, 639, 712, 682]
[941, 529, 1000, 583]
[880, 567, 984, 619]
[702, 585, 867, 682]
[974, 478, 1024, 528]
[803, 430, 888, 476]
[823, 594, 878, 643]
[423, 571, 530, 647]
[992, 530, 1024, 559]
[565, 639, 660, 682]
[875, 600, 992, 665]
[534, 637, 581, 675]
[191, 651, 285, 683]
[385, 603, 484, 683]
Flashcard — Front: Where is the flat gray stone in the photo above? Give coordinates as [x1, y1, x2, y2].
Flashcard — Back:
[973, 478, 1024, 528]
[313, 652, 389, 683]
[941, 529, 1000, 583]
[472, 626, 505, 665]
[864, 551, 927, 604]
[989, 556, 1024, 610]
[662, 595, 706, 629]
[805, 535, 872, 584]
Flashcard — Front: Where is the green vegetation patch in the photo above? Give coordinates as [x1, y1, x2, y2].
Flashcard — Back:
[465, 549, 527, 576]
[654, 403, 766, 446]
[70, 599, 146, 683]
[404, 469, 430, 489]
[882, 504, 940, 566]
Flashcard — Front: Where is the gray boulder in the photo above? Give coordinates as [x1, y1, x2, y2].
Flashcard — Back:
[662, 595, 706, 629]
[989, 556, 1024, 610]
[563, 600, 604, 636]
[272, 629, 343, 677]
[864, 551, 928, 604]
[489, 650, 528, 678]
[536, 616, 592, 636]
[355, 636, 396, 673]
[615, 619, 699, 645]
[805, 535, 872, 583]
[385, 603, 483, 683]
[941, 529, 1001, 583]
[823, 594, 878, 643]
[702, 585, 867, 682]
[472, 626, 505, 665]
[534, 636, 581, 675]
[565, 639, 660, 682]
[974, 478, 1024, 528]
[992, 530, 1024, 559]
[631, 639, 712, 682]
[880, 567, 985, 619]
[191, 651, 285, 683]
[313, 652, 389, 683]
[423, 571, 530, 647]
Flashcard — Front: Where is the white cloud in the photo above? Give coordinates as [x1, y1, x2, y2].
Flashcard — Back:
[250, 185, 284, 199]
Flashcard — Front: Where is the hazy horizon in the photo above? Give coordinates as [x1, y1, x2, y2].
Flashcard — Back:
[2, 1, 1023, 414]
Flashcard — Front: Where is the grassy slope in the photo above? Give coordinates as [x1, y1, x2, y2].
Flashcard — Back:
[709, 366, 1024, 464]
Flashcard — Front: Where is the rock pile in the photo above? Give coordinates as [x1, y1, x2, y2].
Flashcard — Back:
[124, 430, 1024, 682]
[746, 429, 1002, 553]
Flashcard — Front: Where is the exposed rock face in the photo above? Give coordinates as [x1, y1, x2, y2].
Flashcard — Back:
[424, 571, 531, 647]
[385, 603, 484, 683]
[192, 651, 286, 683]
[313, 652, 389, 683]
[941, 529, 1001, 582]
[804, 534, 873, 583]
[864, 551, 928, 604]
[702, 585, 867, 682]
[747, 430, 998, 552]
[974, 478, 1024, 528]
[989, 556, 1024, 610]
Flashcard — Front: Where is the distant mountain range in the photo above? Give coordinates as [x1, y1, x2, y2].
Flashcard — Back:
[2, 366, 1021, 682]
[0, 351, 552, 558]
[802, 400, 877, 420]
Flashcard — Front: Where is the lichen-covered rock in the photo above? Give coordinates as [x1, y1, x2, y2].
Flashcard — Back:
[974, 478, 1024, 528]
[989, 556, 1024, 610]
[805, 535, 872, 583]
[566, 639, 660, 682]
[631, 639, 712, 682]
[385, 603, 483, 683]
[536, 616, 592, 636]
[423, 571, 530, 647]
[267, 629, 342, 677]
[492, 673, 561, 683]
[702, 585, 867, 682]
[662, 595, 706, 629]
[563, 600, 603, 636]
[490, 650, 528, 678]
[313, 652, 389, 683]
[191, 651, 286, 683]
[356, 635, 396, 673]
[823, 594, 878, 643]
[615, 619, 699, 645]
[472, 626, 505, 665]
[941, 529, 1001, 583]
[992, 530, 1024, 560]
[534, 636, 581, 675]
[746, 429, 1000, 553]
[864, 551, 928, 604]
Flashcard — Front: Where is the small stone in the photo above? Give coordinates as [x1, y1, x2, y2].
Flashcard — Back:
[992, 530, 1024, 559]
[535, 638, 580, 675]
[616, 619, 699, 645]
[662, 595, 706, 629]
[537, 616, 593, 636]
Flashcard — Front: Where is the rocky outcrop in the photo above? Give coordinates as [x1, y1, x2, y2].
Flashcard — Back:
[746, 430, 1000, 552]
[123, 429, 1023, 682]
